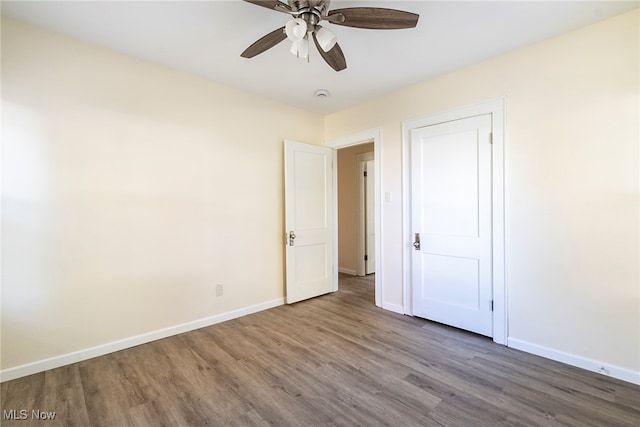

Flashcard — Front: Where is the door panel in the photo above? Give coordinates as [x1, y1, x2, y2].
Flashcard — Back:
[419, 130, 479, 237]
[293, 151, 328, 230]
[411, 114, 493, 336]
[285, 140, 334, 304]
[421, 254, 479, 307]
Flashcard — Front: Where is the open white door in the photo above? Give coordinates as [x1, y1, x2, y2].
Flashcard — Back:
[284, 140, 335, 304]
[365, 160, 375, 274]
[356, 152, 375, 276]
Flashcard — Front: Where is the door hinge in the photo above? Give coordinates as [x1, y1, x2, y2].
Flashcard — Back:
[364, 255, 368, 261]
[364, 171, 368, 177]
[491, 300, 494, 311]
[489, 133, 493, 144]
[413, 233, 421, 251]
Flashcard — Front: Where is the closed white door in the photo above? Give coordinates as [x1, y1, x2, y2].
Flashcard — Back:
[284, 140, 334, 304]
[410, 114, 493, 336]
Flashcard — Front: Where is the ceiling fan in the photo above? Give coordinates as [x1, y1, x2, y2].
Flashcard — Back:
[240, 0, 419, 71]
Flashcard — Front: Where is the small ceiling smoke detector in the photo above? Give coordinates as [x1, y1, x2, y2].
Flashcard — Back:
[315, 89, 329, 98]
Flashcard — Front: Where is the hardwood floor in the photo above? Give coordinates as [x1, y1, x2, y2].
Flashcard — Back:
[2, 273, 639, 426]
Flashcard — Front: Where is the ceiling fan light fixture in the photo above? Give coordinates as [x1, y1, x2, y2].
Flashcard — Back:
[285, 18, 307, 42]
[315, 26, 337, 52]
[242, 0, 420, 72]
[290, 38, 309, 59]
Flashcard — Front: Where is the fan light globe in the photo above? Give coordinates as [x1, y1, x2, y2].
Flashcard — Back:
[290, 38, 309, 59]
[285, 18, 307, 42]
[315, 27, 337, 52]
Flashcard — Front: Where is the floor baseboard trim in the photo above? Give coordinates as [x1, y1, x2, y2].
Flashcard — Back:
[0, 298, 285, 383]
[338, 267, 357, 275]
[382, 302, 404, 315]
[507, 337, 640, 386]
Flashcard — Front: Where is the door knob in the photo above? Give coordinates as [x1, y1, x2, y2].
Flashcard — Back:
[413, 233, 421, 250]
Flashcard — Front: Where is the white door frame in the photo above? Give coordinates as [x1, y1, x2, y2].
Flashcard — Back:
[402, 98, 507, 344]
[327, 129, 382, 308]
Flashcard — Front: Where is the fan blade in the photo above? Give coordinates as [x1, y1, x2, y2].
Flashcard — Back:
[327, 8, 419, 29]
[324, 13, 345, 24]
[313, 33, 346, 72]
[241, 26, 287, 58]
[243, 0, 290, 12]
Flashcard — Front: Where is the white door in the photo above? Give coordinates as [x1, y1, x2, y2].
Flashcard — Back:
[284, 140, 335, 304]
[365, 160, 375, 274]
[411, 114, 493, 336]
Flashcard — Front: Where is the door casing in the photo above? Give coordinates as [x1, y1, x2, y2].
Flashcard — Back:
[402, 98, 507, 344]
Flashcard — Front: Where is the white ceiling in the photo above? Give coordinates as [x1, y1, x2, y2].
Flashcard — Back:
[2, 0, 638, 114]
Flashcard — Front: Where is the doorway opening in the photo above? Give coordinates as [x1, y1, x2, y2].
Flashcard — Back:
[328, 128, 383, 309]
[338, 273, 376, 306]
[337, 143, 374, 277]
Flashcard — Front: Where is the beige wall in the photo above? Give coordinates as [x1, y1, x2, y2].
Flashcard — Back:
[325, 10, 639, 374]
[1, 18, 324, 370]
[337, 143, 374, 274]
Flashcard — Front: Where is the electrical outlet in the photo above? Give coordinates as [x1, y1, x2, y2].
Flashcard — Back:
[216, 284, 223, 297]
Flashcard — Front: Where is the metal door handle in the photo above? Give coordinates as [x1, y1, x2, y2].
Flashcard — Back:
[289, 231, 296, 246]
[413, 233, 421, 250]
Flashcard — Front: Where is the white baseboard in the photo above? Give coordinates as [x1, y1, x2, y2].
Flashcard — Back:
[338, 267, 357, 275]
[0, 298, 285, 383]
[508, 337, 640, 386]
[382, 302, 405, 315]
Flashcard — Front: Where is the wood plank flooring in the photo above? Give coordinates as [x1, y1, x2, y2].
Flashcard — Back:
[2, 274, 639, 426]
